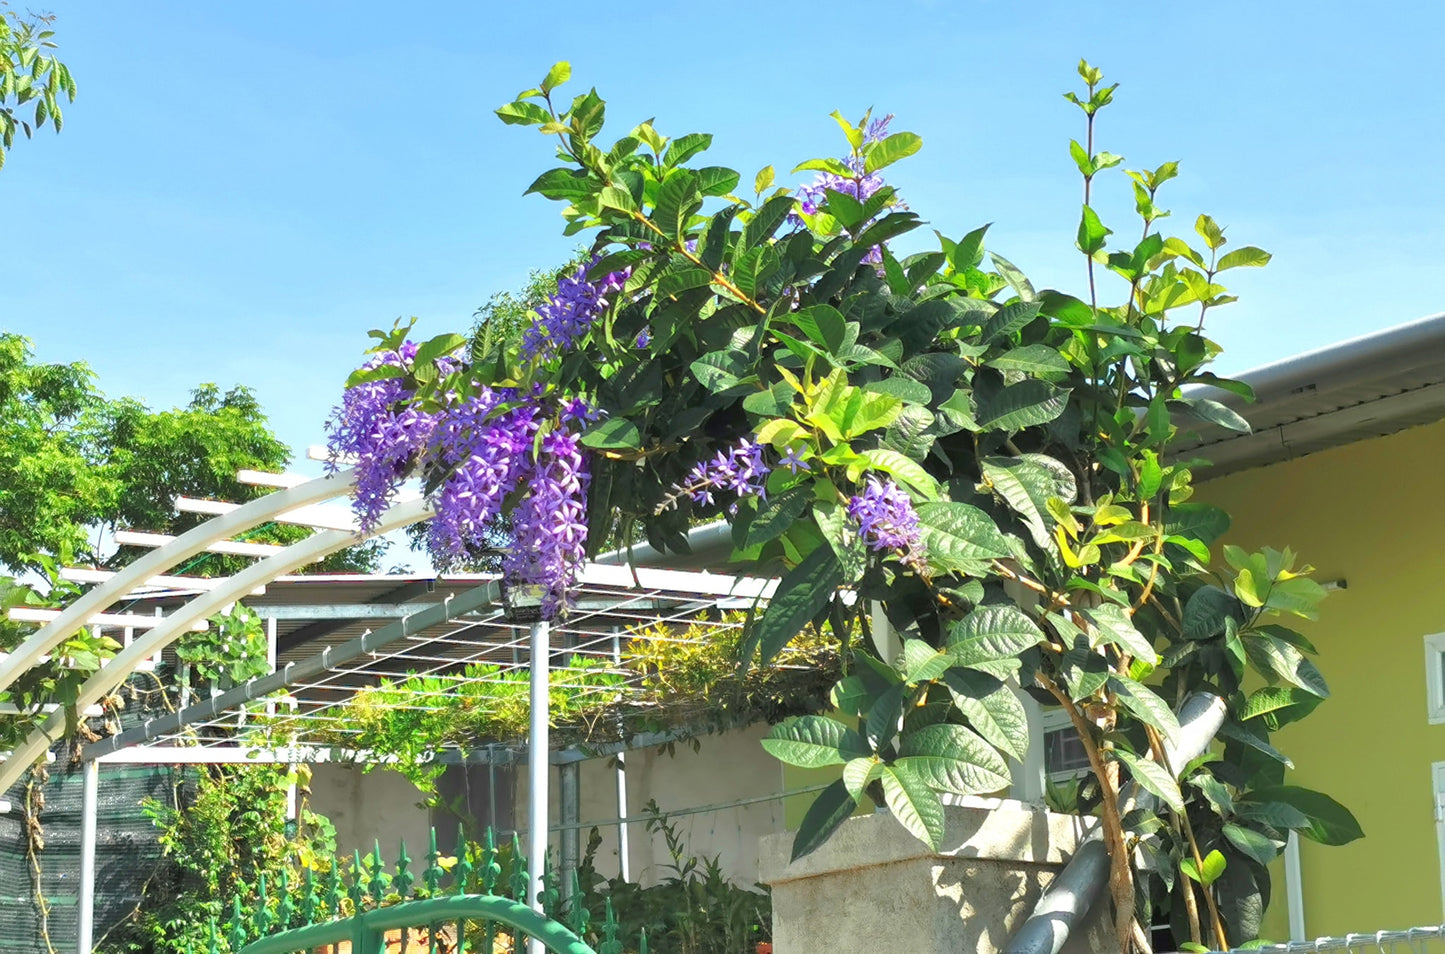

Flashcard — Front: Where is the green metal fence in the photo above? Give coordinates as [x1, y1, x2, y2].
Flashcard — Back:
[191, 827, 647, 954]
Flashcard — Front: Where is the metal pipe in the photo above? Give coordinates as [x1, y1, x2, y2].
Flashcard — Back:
[77, 759, 99, 954]
[559, 762, 580, 899]
[1006, 693, 1228, 954]
[527, 620, 550, 954]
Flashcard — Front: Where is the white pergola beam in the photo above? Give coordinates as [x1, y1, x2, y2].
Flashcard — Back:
[8, 607, 209, 631]
[175, 496, 360, 533]
[236, 470, 312, 488]
[59, 567, 267, 595]
[114, 530, 286, 558]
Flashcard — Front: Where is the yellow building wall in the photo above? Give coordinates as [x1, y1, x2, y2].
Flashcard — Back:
[1199, 417, 1445, 937]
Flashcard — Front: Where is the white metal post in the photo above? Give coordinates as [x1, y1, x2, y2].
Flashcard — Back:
[1286, 830, 1306, 941]
[527, 620, 550, 954]
[77, 759, 99, 954]
[612, 630, 630, 882]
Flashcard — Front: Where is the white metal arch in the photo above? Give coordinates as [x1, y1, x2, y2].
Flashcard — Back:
[0, 468, 360, 696]
[0, 491, 432, 793]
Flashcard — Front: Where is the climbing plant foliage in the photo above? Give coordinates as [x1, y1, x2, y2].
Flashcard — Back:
[335, 60, 1359, 949]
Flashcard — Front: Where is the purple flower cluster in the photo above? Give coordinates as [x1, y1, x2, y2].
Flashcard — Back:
[426, 403, 540, 565]
[328, 321, 608, 616]
[847, 477, 924, 564]
[794, 114, 903, 263]
[519, 258, 631, 361]
[668, 439, 770, 510]
[324, 343, 440, 533]
[502, 427, 591, 617]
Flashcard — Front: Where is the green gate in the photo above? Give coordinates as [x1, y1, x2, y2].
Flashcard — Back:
[189, 827, 644, 954]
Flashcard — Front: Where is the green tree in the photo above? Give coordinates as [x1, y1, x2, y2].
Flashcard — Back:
[343, 60, 1361, 950]
[0, 3, 75, 170]
[0, 332, 383, 576]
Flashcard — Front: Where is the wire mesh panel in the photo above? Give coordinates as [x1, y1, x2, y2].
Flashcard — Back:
[1210, 928, 1445, 954]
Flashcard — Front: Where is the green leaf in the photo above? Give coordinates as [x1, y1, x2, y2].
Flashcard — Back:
[792, 157, 854, 176]
[981, 301, 1043, 345]
[1181, 849, 1227, 886]
[1241, 686, 1317, 721]
[976, 380, 1070, 432]
[1242, 633, 1329, 697]
[1223, 824, 1279, 866]
[654, 169, 703, 241]
[864, 377, 932, 405]
[864, 131, 923, 174]
[762, 715, 871, 768]
[943, 669, 1030, 762]
[1195, 214, 1226, 251]
[980, 456, 1057, 549]
[989, 252, 1035, 301]
[741, 195, 796, 250]
[743, 544, 843, 665]
[792, 305, 847, 354]
[663, 132, 713, 167]
[1173, 397, 1251, 433]
[947, 604, 1045, 667]
[902, 639, 954, 684]
[579, 416, 641, 450]
[1110, 675, 1182, 744]
[880, 764, 946, 850]
[790, 779, 856, 860]
[859, 448, 940, 501]
[745, 486, 810, 548]
[1083, 604, 1157, 662]
[916, 502, 1012, 574]
[1114, 748, 1183, 811]
[1076, 205, 1111, 254]
[1217, 246, 1271, 271]
[525, 168, 600, 202]
[754, 165, 776, 194]
[1182, 586, 1243, 640]
[540, 61, 571, 94]
[897, 722, 1012, 797]
[984, 344, 1071, 378]
[691, 166, 740, 198]
[496, 101, 551, 126]
[843, 757, 884, 801]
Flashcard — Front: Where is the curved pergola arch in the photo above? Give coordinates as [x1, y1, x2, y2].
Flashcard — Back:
[0, 484, 433, 793]
[0, 468, 360, 697]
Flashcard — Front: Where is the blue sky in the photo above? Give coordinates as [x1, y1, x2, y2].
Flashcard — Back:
[6, 0, 1443, 465]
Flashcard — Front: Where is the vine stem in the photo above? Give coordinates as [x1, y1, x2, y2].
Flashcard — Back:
[629, 212, 768, 315]
[1036, 673, 1139, 953]
[1144, 724, 1229, 949]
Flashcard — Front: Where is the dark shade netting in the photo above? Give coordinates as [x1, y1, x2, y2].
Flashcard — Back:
[0, 745, 178, 954]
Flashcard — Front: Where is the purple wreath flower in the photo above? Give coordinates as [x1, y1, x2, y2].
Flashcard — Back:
[520, 257, 631, 361]
[847, 476, 924, 563]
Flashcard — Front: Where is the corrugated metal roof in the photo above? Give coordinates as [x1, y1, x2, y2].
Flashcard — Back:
[1175, 312, 1445, 478]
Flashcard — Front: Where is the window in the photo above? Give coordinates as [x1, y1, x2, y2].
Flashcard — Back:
[1426, 633, 1445, 724]
[1039, 707, 1091, 780]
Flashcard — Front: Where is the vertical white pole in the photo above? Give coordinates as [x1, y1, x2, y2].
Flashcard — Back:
[77, 759, 99, 954]
[527, 620, 550, 954]
[612, 629, 630, 883]
[1286, 830, 1306, 941]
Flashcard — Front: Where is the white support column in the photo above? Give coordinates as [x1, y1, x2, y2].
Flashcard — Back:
[77, 759, 99, 954]
[612, 630, 630, 883]
[1286, 830, 1306, 942]
[527, 620, 550, 954]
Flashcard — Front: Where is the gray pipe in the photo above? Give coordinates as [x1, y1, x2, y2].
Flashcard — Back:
[1005, 693, 1227, 954]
